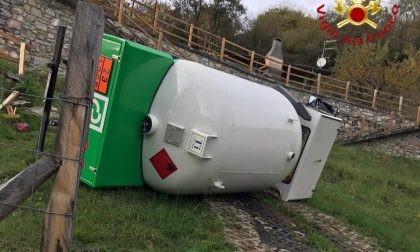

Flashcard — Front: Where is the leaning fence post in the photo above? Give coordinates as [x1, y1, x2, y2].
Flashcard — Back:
[345, 81, 350, 101]
[316, 73, 321, 95]
[372, 89, 378, 109]
[188, 24, 194, 48]
[249, 51, 255, 73]
[285, 64, 291, 86]
[41, 2, 104, 250]
[18, 42, 25, 76]
[220, 37, 226, 61]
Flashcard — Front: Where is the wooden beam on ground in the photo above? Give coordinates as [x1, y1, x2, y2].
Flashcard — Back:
[0, 91, 19, 110]
[41, 2, 104, 251]
[0, 157, 59, 221]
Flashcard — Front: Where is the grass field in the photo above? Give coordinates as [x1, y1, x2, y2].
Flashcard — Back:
[310, 144, 420, 251]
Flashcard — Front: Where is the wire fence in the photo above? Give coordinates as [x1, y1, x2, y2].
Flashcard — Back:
[0, 83, 96, 251]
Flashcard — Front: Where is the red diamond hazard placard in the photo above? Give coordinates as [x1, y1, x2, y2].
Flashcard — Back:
[150, 149, 178, 179]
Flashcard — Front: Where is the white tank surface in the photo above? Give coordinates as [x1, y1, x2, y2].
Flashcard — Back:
[142, 60, 302, 194]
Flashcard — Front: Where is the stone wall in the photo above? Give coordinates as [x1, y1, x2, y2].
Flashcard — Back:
[358, 130, 420, 160]
[0, 0, 74, 69]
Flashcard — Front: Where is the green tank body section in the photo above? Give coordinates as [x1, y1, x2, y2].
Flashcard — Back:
[80, 34, 174, 187]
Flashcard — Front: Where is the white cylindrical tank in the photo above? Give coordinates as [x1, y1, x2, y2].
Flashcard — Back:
[142, 60, 302, 194]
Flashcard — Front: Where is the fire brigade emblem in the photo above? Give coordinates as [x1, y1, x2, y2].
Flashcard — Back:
[334, 0, 381, 29]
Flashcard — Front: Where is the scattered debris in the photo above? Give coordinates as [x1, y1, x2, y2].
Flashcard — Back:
[12, 100, 32, 107]
[0, 90, 19, 110]
[13, 123, 29, 132]
[49, 119, 59, 127]
[25, 106, 59, 119]
[2, 105, 20, 119]
[5, 71, 22, 83]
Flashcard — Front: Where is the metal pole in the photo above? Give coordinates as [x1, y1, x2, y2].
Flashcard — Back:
[36, 25, 66, 152]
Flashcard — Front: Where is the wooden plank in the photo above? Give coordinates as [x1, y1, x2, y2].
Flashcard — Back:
[372, 89, 378, 109]
[316, 73, 321, 95]
[0, 91, 19, 110]
[0, 156, 59, 221]
[41, 2, 104, 251]
[220, 37, 226, 61]
[188, 24, 194, 48]
[18, 42, 25, 76]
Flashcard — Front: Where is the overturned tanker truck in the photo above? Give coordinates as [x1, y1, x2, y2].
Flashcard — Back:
[81, 34, 342, 201]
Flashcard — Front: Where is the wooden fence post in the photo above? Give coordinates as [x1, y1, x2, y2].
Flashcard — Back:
[398, 96, 403, 112]
[220, 37, 226, 61]
[417, 106, 420, 125]
[249, 51, 255, 73]
[41, 2, 104, 251]
[188, 24, 194, 48]
[345, 81, 350, 101]
[157, 31, 163, 49]
[285, 64, 291, 86]
[116, 0, 124, 27]
[153, 5, 159, 28]
[18, 42, 25, 76]
[372, 89, 378, 109]
[316, 73, 321, 95]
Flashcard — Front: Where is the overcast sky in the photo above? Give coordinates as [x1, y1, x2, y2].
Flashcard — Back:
[241, 0, 336, 18]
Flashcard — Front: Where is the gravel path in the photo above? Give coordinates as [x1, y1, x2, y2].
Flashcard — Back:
[206, 194, 382, 252]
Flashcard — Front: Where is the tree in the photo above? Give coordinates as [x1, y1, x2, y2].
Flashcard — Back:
[236, 7, 330, 66]
[169, 0, 246, 40]
[333, 44, 420, 94]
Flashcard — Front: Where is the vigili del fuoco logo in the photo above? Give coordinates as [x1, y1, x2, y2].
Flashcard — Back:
[317, 0, 399, 45]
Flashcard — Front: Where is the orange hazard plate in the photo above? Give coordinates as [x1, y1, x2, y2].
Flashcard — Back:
[95, 56, 113, 95]
[150, 149, 178, 179]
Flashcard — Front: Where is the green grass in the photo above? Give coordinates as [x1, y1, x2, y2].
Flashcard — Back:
[0, 115, 232, 250]
[310, 144, 420, 251]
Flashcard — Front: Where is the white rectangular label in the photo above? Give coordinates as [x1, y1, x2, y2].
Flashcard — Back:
[89, 92, 109, 133]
